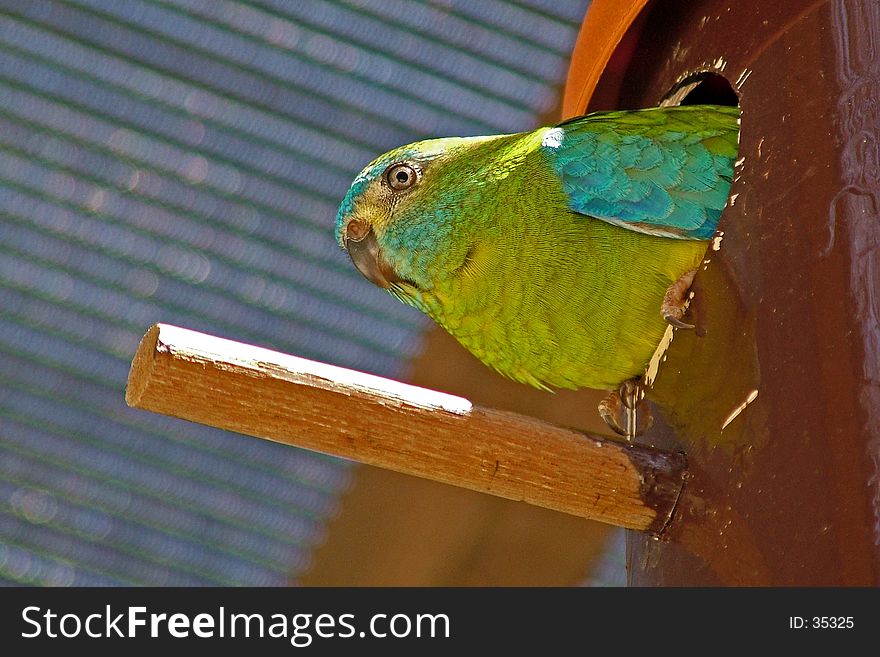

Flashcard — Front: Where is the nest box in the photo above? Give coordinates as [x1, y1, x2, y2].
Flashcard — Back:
[564, 0, 880, 584]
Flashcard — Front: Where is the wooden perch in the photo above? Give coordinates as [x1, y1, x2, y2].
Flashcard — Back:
[126, 324, 687, 534]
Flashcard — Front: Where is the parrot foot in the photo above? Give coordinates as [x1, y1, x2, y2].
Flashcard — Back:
[598, 378, 653, 439]
[662, 268, 698, 329]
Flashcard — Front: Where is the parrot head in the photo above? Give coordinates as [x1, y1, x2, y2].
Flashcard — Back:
[335, 135, 508, 300]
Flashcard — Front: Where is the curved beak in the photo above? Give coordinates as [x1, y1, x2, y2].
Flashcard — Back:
[342, 220, 405, 290]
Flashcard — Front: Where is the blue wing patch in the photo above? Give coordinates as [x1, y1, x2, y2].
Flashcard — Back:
[542, 105, 740, 240]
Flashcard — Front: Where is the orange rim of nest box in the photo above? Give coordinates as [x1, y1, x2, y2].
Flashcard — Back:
[562, 0, 651, 118]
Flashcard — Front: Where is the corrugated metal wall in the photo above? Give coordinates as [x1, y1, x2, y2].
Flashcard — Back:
[0, 0, 588, 585]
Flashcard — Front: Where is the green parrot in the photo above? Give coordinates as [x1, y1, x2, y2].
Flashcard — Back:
[335, 105, 739, 436]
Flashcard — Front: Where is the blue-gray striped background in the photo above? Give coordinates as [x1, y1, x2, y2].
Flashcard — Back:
[0, 0, 588, 585]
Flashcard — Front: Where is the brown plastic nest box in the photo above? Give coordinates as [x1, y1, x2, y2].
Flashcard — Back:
[564, 0, 880, 585]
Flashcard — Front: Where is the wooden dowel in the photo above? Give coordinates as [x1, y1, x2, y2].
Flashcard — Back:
[125, 323, 687, 533]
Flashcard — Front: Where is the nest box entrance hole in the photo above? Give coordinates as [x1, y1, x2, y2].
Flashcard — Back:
[663, 71, 739, 108]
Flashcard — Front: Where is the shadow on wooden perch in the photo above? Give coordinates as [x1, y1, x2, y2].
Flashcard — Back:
[126, 323, 687, 535]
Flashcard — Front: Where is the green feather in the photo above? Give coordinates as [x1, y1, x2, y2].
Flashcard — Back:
[336, 105, 738, 390]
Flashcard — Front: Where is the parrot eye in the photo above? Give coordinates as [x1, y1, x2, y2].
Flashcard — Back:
[386, 163, 418, 191]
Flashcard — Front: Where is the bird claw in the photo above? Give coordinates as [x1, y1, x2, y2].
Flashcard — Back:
[598, 379, 653, 439]
[663, 314, 695, 330]
[662, 268, 697, 329]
